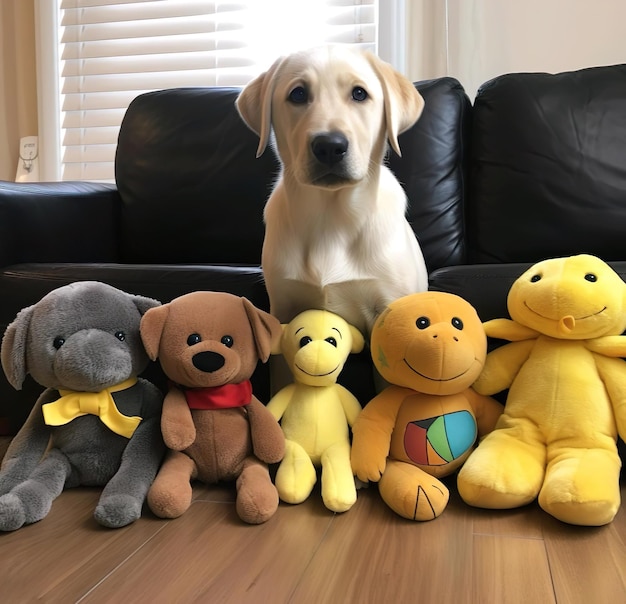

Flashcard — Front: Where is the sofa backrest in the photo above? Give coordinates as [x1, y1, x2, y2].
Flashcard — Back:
[467, 63, 626, 264]
[115, 77, 471, 273]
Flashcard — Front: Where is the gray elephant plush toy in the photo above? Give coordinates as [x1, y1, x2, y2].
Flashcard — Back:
[0, 281, 165, 531]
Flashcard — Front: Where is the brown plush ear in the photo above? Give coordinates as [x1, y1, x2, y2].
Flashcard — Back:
[235, 55, 285, 157]
[365, 52, 425, 157]
[139, 304, 170, 361]
[242, 298, 282, 362]
[1, 304, 35, 390]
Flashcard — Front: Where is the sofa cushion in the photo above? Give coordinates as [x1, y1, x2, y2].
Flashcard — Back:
[468, 64, 626, 264]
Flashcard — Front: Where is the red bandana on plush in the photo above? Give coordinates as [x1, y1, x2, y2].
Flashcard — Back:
[182, 380, 253, 410]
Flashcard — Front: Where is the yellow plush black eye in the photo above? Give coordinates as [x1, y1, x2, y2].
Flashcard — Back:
[451, 317, 463, 330]
[325, 337, 337, 347]
[530, 274, 541, 282]
[299, 336, 312, 347]
[585, 273, 597, 282]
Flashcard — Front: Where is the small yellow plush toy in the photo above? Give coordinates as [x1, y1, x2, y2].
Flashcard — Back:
[267, 309, 364, 512]
[350, 291, 503, 521]
[457, 254, 626, 526]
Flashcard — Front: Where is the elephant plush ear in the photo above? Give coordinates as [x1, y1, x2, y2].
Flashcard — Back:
[1, 304, 36, 390]
[130, 293, 161, 316]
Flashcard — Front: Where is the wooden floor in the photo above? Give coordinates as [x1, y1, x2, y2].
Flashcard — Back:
[1, 438, 626, 603]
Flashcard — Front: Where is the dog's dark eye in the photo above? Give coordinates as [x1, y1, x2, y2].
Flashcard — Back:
[221, 335, 234, 348]
[187, 333, 201, 346]
[53, 336, 65, 350]
[288, 86, 308, 104]
[585, 273, 597, 282]
[416, 317, 430, 330]
[451, 317, 463, 331]
[325, 337, 337, 347]
[115, 331, 126, 342]
[530, 274, 542, 282]
[299, 336, 312, 347]
[352, 86, 368, 102]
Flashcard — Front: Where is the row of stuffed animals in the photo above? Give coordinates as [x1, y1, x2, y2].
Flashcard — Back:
[1, 253, 625, 532]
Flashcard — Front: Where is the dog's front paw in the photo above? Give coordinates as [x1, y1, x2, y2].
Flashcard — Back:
[94, 494, 142, 528]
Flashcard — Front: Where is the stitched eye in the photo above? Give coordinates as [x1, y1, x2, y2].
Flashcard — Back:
[416, 317, 430, 330]
[325, 337, 337, 347]
[288, 86, 308, 104]
[187, 333, 201, 346]
[115, 331, 126, 341]
[352, 86, 368, 101]
[530, 274, 542, 282]
[53, 336, 65, 350]
[585, 273, 597, 282]
[221, 335, 234, 348]
[299, 336, 312, 347]
[451, 317, 463, 331]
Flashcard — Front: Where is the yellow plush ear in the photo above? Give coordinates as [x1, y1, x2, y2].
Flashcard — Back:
[235, 56, 285, 157]
[365, 52, 424, 157]
[349, 325, 365, 353]
[271, 324, 289, 355]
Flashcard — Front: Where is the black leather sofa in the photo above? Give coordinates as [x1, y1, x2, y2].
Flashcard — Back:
[1, 63, 625, 435]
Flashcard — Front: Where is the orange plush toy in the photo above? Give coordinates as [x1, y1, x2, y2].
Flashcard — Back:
[140, 291, 285, 524]
[350, 291, 502, 521]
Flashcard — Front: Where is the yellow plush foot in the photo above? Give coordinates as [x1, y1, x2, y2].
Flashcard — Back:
[539, 448, 621, 526]
[378, 461, 449, 521]
[320, 441, 357, 513]
[457, 429, 545, 509]
[275, 440, 317, 504]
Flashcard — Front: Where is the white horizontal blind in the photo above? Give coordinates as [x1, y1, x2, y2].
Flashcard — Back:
[59, 0, 378, 182]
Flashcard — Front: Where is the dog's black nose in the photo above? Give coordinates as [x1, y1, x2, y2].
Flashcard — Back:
[192, 351, 225, 373]
[312, 133, 348, 166]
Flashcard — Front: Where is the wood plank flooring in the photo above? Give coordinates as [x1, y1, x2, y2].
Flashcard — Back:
[1, 440, 626, 603]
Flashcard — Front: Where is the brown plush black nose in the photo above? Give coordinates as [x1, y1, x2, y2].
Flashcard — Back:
[192, 351, 225, 373]
[312, 133, 348, 166]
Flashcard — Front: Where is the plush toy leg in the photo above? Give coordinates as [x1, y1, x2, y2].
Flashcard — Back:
[147, 451, 197, 519]
[539, 447, 621, 526]
[320, 441, 356, 513]
[274, 439, 316, 505]
[0, 449, 71, 531]
[236, 457, 279, 524]
[457, 425, 545, 509]
[377, 460, 449, 521]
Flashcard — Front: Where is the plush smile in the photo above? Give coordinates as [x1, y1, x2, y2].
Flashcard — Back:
[402, 358, 473, 381]
[523, 301, 607, 320]
[295, 364, 339, 377]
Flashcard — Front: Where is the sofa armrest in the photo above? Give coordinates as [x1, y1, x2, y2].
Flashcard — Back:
[0, 181, 121, 267]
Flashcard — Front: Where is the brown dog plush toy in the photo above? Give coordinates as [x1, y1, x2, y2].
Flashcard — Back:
[140, 291, 285, 524]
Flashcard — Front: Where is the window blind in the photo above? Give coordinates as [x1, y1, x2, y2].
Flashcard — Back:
[58, 0, 378, 182]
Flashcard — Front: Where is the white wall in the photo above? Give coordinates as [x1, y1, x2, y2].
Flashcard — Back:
[406, 0, 626, 100]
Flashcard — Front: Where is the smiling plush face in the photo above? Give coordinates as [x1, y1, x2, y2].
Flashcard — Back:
[280, 309, 364, 387]
[371, 292, 487, 396]
[508, 254, 626, 339]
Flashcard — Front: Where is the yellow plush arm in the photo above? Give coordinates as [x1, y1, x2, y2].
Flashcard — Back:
[483, 318, 539, 342]
[473, 339, 536, 395]
[337, 385, 363, 427]
[595, 354, 626, 442]
[350, 386, 406, 483]
[266, 384, 296, 421]
[586, 336, 626, 358]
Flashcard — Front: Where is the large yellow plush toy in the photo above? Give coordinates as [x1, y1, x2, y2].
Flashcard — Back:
[457, 254, 626, 526]
[350, 291, 503, 521]
[267, 309, 364, 513]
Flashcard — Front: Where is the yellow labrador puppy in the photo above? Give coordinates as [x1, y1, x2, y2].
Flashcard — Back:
[236, 45, 427, 338]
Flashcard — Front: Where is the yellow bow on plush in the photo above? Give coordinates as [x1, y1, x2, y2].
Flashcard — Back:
[42, 377, 142, 438]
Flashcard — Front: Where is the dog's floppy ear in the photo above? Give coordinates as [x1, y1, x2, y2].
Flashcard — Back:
[366, 52, 425, 157]
[140, 304, 170, 361]
[236, 56, 285, 158]
[1, 304, 36, 390]
[242, 298, 282, 362]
